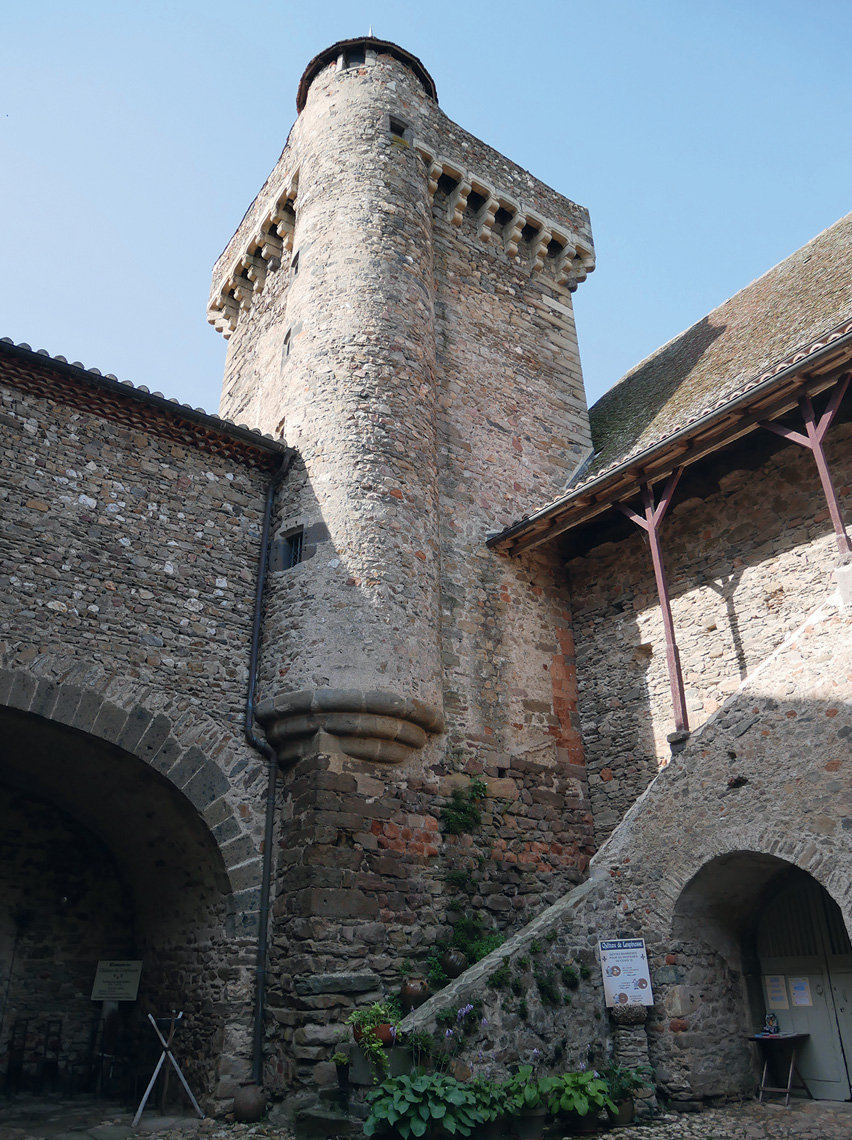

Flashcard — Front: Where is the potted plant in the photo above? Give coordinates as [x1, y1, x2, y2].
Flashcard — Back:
[540, 1070, 615, 1135]
[502, 1066, 548, 1140]
[332, 1051, 350, 1100]
[364, 1072, 483, 1139]
[470, 1075, 510, 1140]
[346, 999, 402, 1079]
[601, 1064, 654, 1128]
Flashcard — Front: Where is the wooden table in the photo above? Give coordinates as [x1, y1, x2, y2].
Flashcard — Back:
[748, 1033, 814, 1106]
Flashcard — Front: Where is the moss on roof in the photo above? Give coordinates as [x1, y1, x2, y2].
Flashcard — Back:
[585, 211, 852, 481]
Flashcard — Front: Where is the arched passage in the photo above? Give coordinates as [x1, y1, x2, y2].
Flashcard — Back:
[0, 703, 252, 1103]
[670, 851, 852, 1103]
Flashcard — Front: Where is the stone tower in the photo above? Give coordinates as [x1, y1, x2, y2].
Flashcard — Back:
[208, 37, 599, 1097]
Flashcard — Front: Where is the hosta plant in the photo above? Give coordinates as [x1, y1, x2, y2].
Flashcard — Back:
[364, 1072, 483, 1138]
[539, 1070, 616, 1117]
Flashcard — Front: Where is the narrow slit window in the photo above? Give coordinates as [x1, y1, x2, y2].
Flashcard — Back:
[271, 528, 304, 571]
[291, 250, 300, 275]
[283, 529, 303, 569]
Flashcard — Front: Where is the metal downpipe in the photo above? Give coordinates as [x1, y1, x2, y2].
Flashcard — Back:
[245, 449, 294, 1085]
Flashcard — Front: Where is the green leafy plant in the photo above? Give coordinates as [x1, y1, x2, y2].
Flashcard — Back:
[346, 999, 402, 1079]
[442, 786, 483, 835]
[579, 963, 592, 980]
[545, 930, 558, 943]
[534, 968, 560, 1006]
[331, 1051, 349, 1066]
[365, 1072, 483, 1138]
[517, 955, 531, 970]
[445, 869, 469, 889]
[601, 1063, 655, 1103]
[487, 960, 511, 989]
[518, 998, 529, 1020]
[469, 776, 488, 800]
[470, 1075, 510, 1122]
[503, 1065, 547, 1111]
[436, 1006, 457, 1026]
[529, 939, 542, 955]
[561, 965, 579, 989]
[539, 1070, 616, 1118]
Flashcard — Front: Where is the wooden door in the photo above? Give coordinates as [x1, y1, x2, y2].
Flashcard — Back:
[757, 876, 852, 1100]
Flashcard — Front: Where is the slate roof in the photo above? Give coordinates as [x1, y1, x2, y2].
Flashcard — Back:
[584, 210, 852, 484]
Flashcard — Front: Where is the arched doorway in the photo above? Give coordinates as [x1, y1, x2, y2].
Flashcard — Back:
[0, 704, 244, 1104]
[671, 851, 852, 1103]
[757, 870, 852, 1099]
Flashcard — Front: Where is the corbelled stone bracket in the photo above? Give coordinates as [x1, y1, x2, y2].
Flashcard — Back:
[255, 688, 445, 765]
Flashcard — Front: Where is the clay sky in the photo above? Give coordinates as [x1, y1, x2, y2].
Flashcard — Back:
[2, 1, 850, 415]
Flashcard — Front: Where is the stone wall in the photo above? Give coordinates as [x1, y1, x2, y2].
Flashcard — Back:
[566, 420, 852, 839]
[0, 354, 280, 1100]
[403, 584, 852, 1107]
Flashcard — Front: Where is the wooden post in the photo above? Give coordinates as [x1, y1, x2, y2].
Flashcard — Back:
[762, 375, 851, 556]
[617, 469, 689, 734]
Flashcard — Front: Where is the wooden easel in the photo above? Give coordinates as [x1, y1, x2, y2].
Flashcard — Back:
[132, 1013, 204, 1125]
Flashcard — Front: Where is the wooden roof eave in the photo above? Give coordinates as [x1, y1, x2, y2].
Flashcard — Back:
[489, 333, 852, 558]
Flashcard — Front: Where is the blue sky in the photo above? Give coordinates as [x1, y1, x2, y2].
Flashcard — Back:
[2, 1, 850, 415]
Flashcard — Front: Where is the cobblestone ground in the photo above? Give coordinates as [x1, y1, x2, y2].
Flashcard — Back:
[615, 1101, 852, 1140]
[1, 1099, 851, 1140]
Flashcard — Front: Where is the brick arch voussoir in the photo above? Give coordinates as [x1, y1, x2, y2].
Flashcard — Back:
[0, 666, 263, 908]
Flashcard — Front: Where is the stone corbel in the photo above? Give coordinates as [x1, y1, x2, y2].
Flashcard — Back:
[553, 238, 578, 287]
[256, 688, 445, 766]
[273, 205, 296, 251]
[207, 293, 239, 338]
[529, 223, 552, 272]
[241, 252, 267, 293]
[259, 228, 284, 265]
[446, 177, 472, 226]
[501, 203, 525, 259]
[426, 160, 443, 199]
[231, 275, 255, 312]
[476, 193, 500, 243]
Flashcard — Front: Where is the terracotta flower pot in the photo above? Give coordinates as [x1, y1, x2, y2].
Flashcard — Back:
[353, 1022, 395, 1045]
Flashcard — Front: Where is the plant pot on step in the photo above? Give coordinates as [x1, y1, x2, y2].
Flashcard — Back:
[561, 1107, 602, 1135]
[353, 1022, 395, 1045]
[512, 1106, 547, 1140]
[606, 1099, 635, 1128]
[233, 1080, 266, 1123]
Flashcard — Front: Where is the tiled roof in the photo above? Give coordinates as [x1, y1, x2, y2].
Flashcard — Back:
[0, 338, 288, 470]
[584, 210, 852, 484]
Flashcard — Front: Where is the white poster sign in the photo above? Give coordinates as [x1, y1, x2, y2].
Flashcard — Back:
[764, 974, 789, 1010]
[789, 976, 813, 1007]
[91, 960, 143, 1001]
[599, 939, 654, 1007]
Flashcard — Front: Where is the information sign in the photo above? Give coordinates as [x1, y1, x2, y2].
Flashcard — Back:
[91, 960, 143, 1001]
[764, 974, 789, 1010]
[789, 976, 813, 1007]
[599, 939, 654, 1007]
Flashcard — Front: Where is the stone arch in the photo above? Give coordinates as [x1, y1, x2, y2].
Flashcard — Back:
[635, 818, 852, 943]
[655, 842, 852, 1103]
[0, 666, 263, 1102]
[0, 666, 263, 912]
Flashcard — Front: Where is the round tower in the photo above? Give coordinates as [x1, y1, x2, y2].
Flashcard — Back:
[217, 40, 445, 763]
